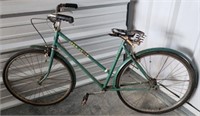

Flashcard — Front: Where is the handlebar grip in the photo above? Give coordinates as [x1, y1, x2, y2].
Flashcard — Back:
[57, 3, 78, 12]
[62, 3, 78, 9]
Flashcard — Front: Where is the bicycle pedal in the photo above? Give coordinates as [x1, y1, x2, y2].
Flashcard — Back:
[81, 93, 89, 105]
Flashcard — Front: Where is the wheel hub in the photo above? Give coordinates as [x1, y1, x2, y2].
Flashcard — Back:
[149, 78, 158, 89]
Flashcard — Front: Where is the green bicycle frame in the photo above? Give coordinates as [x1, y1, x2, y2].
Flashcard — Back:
[40, 31, 149, 91]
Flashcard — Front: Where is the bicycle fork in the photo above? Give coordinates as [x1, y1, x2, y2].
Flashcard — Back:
[38, 47, 56, 85]
[38, 31, 59, 85]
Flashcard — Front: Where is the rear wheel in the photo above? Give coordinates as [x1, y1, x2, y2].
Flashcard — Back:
[116, 50, 196, 113]
[3, 49, 75, 105]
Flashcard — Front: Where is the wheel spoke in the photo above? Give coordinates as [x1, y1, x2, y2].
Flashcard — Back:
[4, 50, 73, 105]
[117, 51, 194, 113]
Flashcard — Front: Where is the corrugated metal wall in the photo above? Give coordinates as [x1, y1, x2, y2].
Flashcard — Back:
[0, 0, 129, 110]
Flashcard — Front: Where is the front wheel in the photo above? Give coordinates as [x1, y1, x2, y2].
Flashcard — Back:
[3, 49, 75, 105]
[116, 48, 196, 114]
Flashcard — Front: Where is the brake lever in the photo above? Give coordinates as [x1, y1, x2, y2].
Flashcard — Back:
[60, 7, 73, 14]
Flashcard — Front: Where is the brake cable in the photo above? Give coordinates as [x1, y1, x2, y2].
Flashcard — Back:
[30, 18, 48, 47]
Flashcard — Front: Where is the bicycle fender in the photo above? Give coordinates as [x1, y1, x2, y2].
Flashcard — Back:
[114, 47, 198, 88]
[30, 45, 76, 90]
[113, 57, 132, 87]
[136, 47, 191, 63]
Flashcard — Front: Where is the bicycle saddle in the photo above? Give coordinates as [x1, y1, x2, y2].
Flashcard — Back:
[109, 28, 146, 46]
[109, 28, 145, 37]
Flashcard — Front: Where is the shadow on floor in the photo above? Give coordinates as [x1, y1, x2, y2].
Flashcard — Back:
[1, 83, 184, 115]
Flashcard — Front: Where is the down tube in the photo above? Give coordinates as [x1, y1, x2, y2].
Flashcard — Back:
[56, 43, 103, 88]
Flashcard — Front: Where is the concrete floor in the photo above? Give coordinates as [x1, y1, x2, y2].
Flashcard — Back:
[1, 83, 187, 115]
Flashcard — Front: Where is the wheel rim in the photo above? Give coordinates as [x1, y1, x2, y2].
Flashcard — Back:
[117, 53, 193, 113]
[4, 51, 73, 105]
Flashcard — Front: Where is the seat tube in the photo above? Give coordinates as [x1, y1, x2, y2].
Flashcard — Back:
[124, 45, 151, 80]
[103, 42, 124, 88]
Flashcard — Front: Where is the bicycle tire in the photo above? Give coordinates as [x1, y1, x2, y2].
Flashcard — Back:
[3, 49, 76, 105]
[116, 48, 196, 114]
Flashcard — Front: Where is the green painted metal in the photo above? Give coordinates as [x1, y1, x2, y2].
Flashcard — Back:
[58, 32, 127, 89]
[123, 44, 150, 80]
[112, 57, 131, 87]
[108, 87, 149, 91]
[39, 30, 155, 91]
[38, 32, 59, 84]
[59, 32, 107, 71]
[102, 42, 124, 89]
[136, 47, 191, 62]
[57, 32, 133, 89]
[56, 43, 104, 88]
[29, 45, 77, 90]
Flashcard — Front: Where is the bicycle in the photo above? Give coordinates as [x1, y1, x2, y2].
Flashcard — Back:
[2, 3, 198, 114]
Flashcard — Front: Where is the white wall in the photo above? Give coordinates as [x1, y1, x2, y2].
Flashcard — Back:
[191, 38, 200, 114]
[133, 0, 200, 115]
